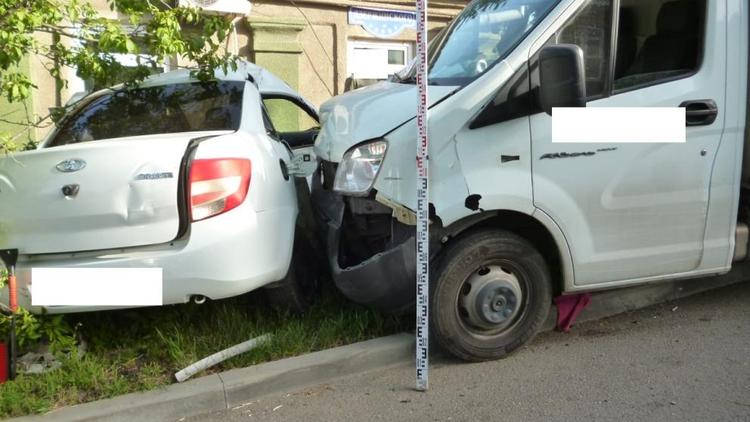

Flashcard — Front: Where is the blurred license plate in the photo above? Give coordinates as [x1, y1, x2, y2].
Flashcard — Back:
[31, 268, 162, 307]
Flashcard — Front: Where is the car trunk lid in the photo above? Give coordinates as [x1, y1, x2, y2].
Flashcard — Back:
[0, 131, 228, 254]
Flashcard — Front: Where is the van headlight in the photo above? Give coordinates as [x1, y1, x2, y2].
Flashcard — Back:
[333, 140, 388, 196]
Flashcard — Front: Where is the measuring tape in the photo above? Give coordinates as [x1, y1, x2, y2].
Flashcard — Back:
[415, 0, 429, 392]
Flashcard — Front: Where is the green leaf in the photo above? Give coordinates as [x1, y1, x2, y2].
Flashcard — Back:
[0, 0, 235, 112]
[124, 38, 137, 53]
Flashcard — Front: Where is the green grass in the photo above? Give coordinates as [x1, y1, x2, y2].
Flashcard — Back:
[0, 284, 410, 418]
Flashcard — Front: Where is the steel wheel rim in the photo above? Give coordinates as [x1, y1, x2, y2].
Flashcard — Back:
[455, 262, 529, 338]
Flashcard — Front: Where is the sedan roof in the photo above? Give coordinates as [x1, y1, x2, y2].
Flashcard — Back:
[109, 60, 317, 115]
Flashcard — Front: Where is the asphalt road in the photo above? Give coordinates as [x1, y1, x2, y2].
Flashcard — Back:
[196, 282, 750, 422]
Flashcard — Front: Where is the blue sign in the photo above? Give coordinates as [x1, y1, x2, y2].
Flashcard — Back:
[348, 7, 416, 38]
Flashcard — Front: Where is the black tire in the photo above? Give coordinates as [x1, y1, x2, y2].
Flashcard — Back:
[431, 229, 552, 362]
[265, 234, 318, 314]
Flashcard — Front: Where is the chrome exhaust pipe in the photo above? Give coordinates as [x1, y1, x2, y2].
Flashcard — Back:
[192, 295, 207, 305]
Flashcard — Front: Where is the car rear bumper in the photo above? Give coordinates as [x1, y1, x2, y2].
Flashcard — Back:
[1, 205, 297, 314]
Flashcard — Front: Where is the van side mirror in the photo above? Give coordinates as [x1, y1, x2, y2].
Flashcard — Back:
[538, 44, 586, 115]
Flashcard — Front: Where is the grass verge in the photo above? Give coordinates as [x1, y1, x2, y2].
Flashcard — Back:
[0, 284, 409, 418]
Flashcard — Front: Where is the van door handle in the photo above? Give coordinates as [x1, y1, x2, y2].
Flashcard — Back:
[679, 100, 718, 126]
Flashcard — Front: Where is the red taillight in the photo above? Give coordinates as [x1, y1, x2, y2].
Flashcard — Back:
[189, 158, 251, 222]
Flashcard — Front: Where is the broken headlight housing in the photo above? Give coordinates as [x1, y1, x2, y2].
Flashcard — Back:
[333, 140, 388, 196]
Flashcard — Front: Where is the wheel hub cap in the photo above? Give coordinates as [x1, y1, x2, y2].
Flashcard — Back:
[460, 265, 523, 330]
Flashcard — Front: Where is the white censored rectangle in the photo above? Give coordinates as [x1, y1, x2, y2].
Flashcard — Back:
[31, 268, 162, 306]
[552, 107, 685, 143]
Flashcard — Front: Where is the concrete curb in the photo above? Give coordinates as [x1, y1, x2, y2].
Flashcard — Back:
[568, 263, 750, 328]
[11, 334, 415, 422]
[12, 265, 750, 422]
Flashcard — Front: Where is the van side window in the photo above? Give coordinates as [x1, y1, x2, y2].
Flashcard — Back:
[557, 0, 613, 99]
[613, 0, 706, 92]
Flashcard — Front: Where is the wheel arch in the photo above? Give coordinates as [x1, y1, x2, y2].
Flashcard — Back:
[437, 209, 574, 295]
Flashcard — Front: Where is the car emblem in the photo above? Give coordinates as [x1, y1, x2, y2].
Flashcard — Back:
[56, 159, 86, 173]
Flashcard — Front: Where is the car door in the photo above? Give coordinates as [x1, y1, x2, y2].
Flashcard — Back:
[530, 0, 725, 286]
[262, 95, 320, 179]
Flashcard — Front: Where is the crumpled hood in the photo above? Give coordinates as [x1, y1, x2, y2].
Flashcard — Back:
[314, 81, 458, 161]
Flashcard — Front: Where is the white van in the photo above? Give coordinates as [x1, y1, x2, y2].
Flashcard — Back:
[313, 0, 749, 361]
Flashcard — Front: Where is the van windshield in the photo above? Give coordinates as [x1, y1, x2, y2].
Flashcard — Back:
[425, 0, 559, 86]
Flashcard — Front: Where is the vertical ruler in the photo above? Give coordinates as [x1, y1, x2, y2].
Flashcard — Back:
[415, 0, 430, 392]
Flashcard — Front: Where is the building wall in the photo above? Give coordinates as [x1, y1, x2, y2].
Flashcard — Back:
[0, 56, 36, 145]
[0, 0, 119, 143]
[11, 0, 468, 141]
[243, 0, 467, 108]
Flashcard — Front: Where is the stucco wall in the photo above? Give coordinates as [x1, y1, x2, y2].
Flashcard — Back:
[18, 0, 468, 140]
[0, 57, 35, 145]
[246, 0, 466, 108]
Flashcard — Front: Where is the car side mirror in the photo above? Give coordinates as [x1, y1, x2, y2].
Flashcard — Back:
[538, 44, 586, 115]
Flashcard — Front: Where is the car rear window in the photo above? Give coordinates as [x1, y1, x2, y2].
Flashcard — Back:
[47, 81, 244, 148]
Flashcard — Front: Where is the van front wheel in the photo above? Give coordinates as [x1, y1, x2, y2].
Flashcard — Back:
[431, 229, 551, 362]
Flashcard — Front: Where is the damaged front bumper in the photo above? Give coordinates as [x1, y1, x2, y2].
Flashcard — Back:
[312, 176, 415, 313]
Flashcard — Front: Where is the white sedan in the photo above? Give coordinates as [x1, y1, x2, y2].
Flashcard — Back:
[0, 61, 320, 314]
